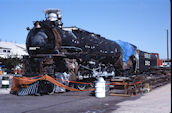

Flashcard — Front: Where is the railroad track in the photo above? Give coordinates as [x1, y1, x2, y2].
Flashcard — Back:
[109, 71, 171, 96]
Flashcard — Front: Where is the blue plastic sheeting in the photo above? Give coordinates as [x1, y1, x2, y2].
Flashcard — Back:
[0, 65, 5, 68]
[114, 40, 134, 63]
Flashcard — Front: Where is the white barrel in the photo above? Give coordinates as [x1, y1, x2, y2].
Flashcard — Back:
[95, 77, 106, 98]
[3, 72, 7, 75]
[2, 76, 9, 88]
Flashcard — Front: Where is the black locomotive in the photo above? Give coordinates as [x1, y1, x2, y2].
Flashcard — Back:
[22, 9, 158, 93]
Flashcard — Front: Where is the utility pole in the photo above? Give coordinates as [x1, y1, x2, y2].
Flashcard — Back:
[167, 29, 169, 65]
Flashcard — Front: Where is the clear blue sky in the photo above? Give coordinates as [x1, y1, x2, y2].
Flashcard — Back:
[0, 0, 171, 59]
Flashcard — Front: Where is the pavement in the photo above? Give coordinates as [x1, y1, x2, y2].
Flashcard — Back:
[113, 83, 171, 113]
[0, 91, 132, 113]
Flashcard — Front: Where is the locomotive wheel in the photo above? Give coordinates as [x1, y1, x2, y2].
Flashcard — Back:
[70, 83, 75, 88]
[38, 80, 54, 95]
[66, 83, 76, 92]
[77, 84, 87, 90]
[89, 83, 95, 88]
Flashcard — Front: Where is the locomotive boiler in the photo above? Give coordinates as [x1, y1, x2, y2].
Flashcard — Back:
[22, 9, 158, 94]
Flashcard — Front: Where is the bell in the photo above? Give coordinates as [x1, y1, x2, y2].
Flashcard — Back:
[34, 22, 41, 28]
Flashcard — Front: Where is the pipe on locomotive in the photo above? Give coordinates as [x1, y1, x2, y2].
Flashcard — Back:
[44, 8, 63, 28]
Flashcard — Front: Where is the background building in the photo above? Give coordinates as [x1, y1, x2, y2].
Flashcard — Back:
[0, 41, 28, 58]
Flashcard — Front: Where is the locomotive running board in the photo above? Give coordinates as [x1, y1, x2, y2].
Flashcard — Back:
[30, 54, 66, 57]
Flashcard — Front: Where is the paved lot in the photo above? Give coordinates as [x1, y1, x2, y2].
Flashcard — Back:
[0, 91, 134, 113]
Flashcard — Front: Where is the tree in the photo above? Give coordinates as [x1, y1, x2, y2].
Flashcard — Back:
[0, 57, 22, 73]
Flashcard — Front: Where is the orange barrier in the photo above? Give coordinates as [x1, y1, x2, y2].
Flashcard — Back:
[11, 74, 142, 94]
[45, 75, 80, 91]
[108, 82, 128, 85]
[55, 78, 93, 85]
[11, 75, 79, 92]
[23, 75, 94, 85]
[108, 81, 142, 86]
[128, 81, 142, 86]
[26, 75, 42, 79]
[11, 75, 94, 93]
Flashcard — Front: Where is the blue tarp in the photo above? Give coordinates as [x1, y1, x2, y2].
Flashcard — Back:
[0, 65, 5, 68]
[114, 40, 134, 64]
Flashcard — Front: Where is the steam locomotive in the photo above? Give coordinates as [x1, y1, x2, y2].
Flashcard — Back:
[22, 9, 158, 93]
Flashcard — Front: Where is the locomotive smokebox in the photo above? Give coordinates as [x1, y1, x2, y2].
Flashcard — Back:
[26, 28, 56, 54]
[26, 19, 64, 55]
[26, 9, 64, 55]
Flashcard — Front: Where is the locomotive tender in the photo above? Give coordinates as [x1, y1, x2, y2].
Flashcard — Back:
[22, 9, 157, 93]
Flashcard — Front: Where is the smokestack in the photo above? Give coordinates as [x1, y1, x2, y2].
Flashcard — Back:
[44, 8, 63, 28]
[167, 29, 169, 65]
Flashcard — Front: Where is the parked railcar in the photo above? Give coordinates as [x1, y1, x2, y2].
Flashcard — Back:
[138, 50, 157, 73]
